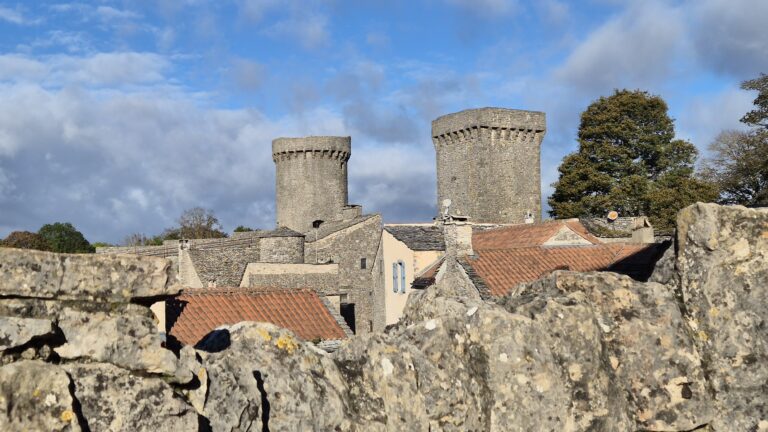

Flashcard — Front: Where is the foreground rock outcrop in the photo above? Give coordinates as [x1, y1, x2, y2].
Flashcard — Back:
[0, 249, 199, 431]
[0, 203, 766, 431]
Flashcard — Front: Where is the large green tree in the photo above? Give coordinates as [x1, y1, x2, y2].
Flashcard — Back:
[549, 89, 717, 231]
[38, 222, 95, 253]
[701, 74, 768, 207]
[1, 231, 52, 251]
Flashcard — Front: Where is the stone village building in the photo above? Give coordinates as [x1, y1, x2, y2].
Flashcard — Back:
[98, 107, 664, 342]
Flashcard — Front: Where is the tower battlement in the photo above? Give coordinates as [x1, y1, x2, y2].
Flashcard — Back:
[272, 136, 351, 162]
[432, 107, 545, 138]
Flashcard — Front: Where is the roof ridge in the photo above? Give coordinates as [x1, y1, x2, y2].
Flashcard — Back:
[180, 287, 317, 296]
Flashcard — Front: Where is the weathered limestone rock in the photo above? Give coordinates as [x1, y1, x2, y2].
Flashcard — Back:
[649, 242, 677, 285]
[675, 203, 768, 431]
[0, 248, 179, 302]
[0, 316, 54, 351]
[54, 306, 193, 382]
[400, 288, 632, 431]
[63, 362, 199, 431]
[507, 272, 713, 431]
[199, 322, 351, 432]
[0, 360, 82, 432]
[0, 298, 194, 382]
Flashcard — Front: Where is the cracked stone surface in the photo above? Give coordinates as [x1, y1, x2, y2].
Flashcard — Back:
[0, 360, 82, 432]
[63, 362, 199, 431]
[0, 316, 54, 352]
[0, 248, 180, 302]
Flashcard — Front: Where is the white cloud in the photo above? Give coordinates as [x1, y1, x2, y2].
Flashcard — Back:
[265, 14, 329, 49]
[238, 0, 332, 49]
[95, 6, 141, 21]
[0, 5, 24, 24]
[156, 27, 176, 51]
[238, 0, 280, 22]
[366, 32, 390, 48]
[443, 0, 518, 17]
[229, 58, 265, 91]
[677, 87, 754, 152]
[538, 0, 569, 24]
[0, 52, 170, 87]
[554, 1, 684, 93]
[22, 30, 91, 53]
[59, 52, 170, 85]
[690, 0, 768, 77]
[0, 55, 49, 81]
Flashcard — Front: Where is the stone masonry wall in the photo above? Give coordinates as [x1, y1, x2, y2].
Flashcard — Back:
[303, 214, 382, 334]
[273, 136, 351, 233]
[248, 272, 339, 293]
[0, 249, 201, 431]
[433, 108, 546, 224]
[259, 236, 304, 263]
[188, 245, 261, 287]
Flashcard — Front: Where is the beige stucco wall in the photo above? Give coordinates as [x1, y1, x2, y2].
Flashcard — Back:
[382, 230, 445, 326]
[414, 250, 442, 275]
[240, 263, 338, 287]
[242, 262, 338, 275]
[150, 301, 165, 336]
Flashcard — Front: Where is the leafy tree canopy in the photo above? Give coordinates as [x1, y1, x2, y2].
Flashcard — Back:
[701, 73, 768, 207]
[549, 89, 717, 231]
[38, 222, 95, 253]
[233, 225, 254, 232]
[1, 231, 52, 251]
[741, 73, 768, 129]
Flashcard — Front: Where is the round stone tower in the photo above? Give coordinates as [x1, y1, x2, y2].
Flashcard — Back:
[432, 108, 546, 224]
[272, 136, 351, 233]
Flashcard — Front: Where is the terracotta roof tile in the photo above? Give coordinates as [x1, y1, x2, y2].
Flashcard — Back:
[167, 287, 348, 346]
[472, 219, 602, 250]
[412, 257, 445, 289]
[465, 243, 666, 297]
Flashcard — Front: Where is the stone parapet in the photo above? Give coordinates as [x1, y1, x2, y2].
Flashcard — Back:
[272, 136, 351, 162]
[432, 107, 545, 138]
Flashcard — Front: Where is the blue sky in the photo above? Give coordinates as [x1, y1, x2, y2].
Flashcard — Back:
[0, 0, 766, 244]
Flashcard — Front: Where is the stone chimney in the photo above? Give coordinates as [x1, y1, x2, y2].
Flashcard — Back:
[443, 220, 473, 258]
[631, 216, 655, 243]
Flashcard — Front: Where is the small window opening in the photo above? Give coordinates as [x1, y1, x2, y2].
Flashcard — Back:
[392, 262, 399, 293]
[360, 257, 367, 269]
[398, 260, 406, 294]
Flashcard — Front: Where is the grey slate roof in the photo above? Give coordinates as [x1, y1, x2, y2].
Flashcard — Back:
[260, 226, 305, 237]
[188, 247, 260, 287]
[384, 225, 445, 251]
[304, 214, 379, 241]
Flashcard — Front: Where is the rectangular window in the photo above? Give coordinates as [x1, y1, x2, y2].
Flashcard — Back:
[360, 257, 367, 269]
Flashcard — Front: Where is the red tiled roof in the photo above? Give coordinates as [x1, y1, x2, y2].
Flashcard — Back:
[167, 288, 348, 346]
[412, 257, 445, 289]
[472, 219, 602, 250]
[465, 243, 662, 297]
